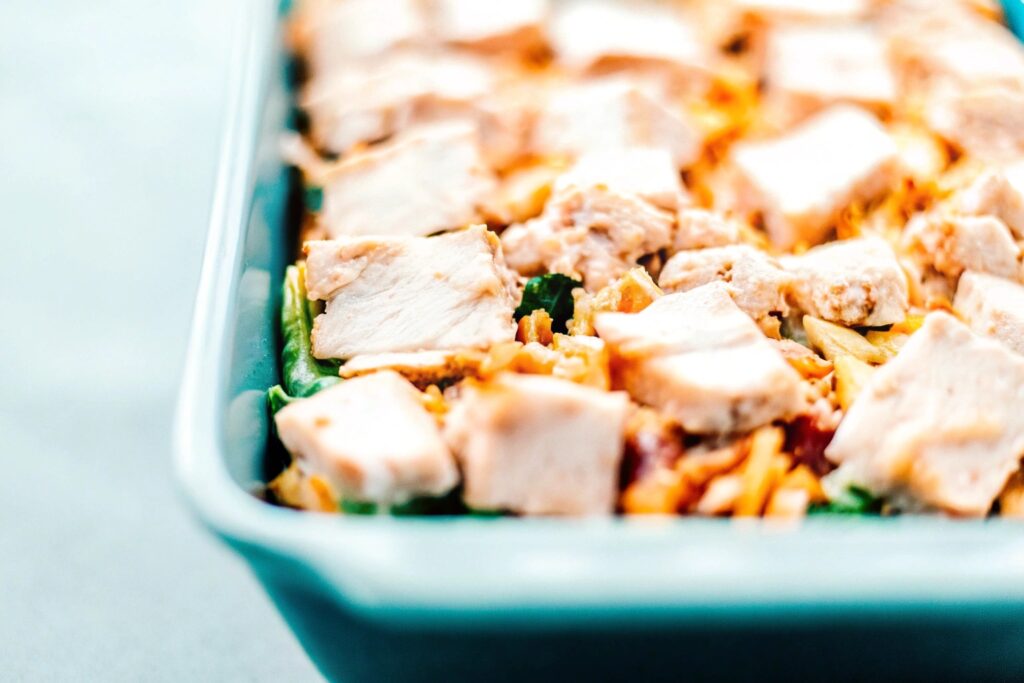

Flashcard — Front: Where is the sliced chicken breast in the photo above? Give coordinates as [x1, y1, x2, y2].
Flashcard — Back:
[782, 237, 909, 327]
[445, 373, 630, 515]
[659, 245, 792, 324]
[306, 225, 518, 358]
[275, 371, 459, 505]
[954, 271, 1024, 356]
[594, 283, 804, 433]
[730, 105, 899, 249]
[319, 122, 497, 239]
[825, 312, 1024, 516]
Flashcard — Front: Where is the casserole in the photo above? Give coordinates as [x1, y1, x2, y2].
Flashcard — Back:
[175, 1, 1024, 680]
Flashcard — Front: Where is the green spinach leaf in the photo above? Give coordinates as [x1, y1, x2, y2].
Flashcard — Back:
[266, 385, 294, 414]
[304, 185, 323, 213]
[514, 273, 582, 334]
[808, 485, 883, 515]
[280, 264, 341, 399]
[267, 264, 341, 412]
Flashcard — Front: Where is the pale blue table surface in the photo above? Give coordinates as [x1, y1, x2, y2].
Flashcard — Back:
[6, 3, 1024, 681]
[0, 1, 321, 680]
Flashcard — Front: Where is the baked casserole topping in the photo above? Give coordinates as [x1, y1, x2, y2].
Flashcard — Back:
[267, 0, 1024, 518]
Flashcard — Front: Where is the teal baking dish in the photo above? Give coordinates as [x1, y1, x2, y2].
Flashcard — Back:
[174, 2, 1024, 680]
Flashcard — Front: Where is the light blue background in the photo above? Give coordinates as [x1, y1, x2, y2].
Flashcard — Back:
[0, 1, 321, 679]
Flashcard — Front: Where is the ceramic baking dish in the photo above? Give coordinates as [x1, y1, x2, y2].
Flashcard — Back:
[174, 1, 1024, 680]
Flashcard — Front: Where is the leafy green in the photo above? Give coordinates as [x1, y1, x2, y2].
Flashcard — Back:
[514, 273, 582, 334]
[266, 385, 294, 414]
[280, 264, 341, 399]
[337, 491, 505, 517]
[808, 486, 883, 516]
[339, 500, 379, 515]
[390, 492, 467, 516]
[266, 264, 341, 414]
[304, 185, 323, 213]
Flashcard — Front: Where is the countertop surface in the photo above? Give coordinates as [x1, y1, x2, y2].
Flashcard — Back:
[0, 1, 322, 680]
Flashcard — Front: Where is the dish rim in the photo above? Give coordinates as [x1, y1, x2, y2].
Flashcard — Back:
[173, 0, 1024, 629]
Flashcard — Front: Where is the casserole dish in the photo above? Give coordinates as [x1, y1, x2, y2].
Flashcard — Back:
[175, 1, 1024, 680]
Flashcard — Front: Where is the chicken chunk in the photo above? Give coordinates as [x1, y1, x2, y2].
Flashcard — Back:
[924, 87, 1024, 163]
[782, 237, 909, 327]
[955, 161, 1024, 238]
[431, 0, 549, 55]
[274, 371, 458, 505]
[890, 5, 1024, 162]
[445, 373, 630, 515]
[530, 79, 705, 168]
[593, 283, 804, 434]
[338, 350, 480, 387]
[319, 122, 497, 239]
[501, 157, 676, 290]
[549, 0, 711, 88]
[730, 105, 899, 249]
[305, 225, 518, 359]
[902, 211, 1021, 283]
[954, 271, 1024, 356]
[298, 0, 428, 77]
[552, 148, 689, 212]
[887, 7, 1024, 95]
[824, 313, 1024, 516]
[303, 50, 531, 168]
[673, 208, 743, 251]
[712, 0, 872, 69]
[764, 25, 896, 125]
[302, 51, 496, 157]
[659, 245, 792, 324]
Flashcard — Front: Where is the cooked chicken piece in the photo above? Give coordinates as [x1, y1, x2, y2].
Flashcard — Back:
[319, 122, 497, 239]
[303, 51, 513, 159]
[902, 211, 1021, 283]
[431, 0, 549, 55]
[885, 2, 1024, 161]
[593, 283, 804, 434]
[954, 271, 1024, 356]
[673, 208, 743, 251]
[885, 3, 1024, 152]
[956, 161, 1024, 238]
[338, 350, 481, 388]
[924, 87, 1024, 164]
[824, 312, 1024, 516]
[887, 7, 1024, 95]
[275, 371, 459, 505]
[549, 0, 711, 88]
[530, 78, 705, 168]
[305, 225, 518, 359]
[781, 237, 909, 327]
[730, 105, 899, 249]
[445, 373, 630, 515]
[708, 0, 872, 72]
[501, 157, 676, 290]
[764, 24, 896, 125]
[298, 0, 428, 77]
[552, 148, 689, 212]
[659, 245, 792, 324]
